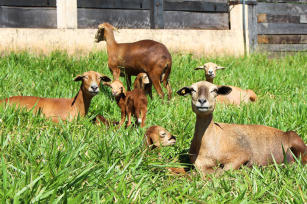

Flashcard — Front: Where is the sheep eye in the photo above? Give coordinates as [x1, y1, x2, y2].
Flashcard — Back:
[191, 88, 196, 93]
[211, 89, 218, 93]
[160, 132, 166, 137]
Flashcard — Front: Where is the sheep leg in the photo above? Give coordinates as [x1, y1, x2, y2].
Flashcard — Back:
[111, 67, 121, 80]
[221, 154, 250, 171]
[141, 107, 147, 128]
[149, 75, 164, 99]
[163, 80, 172, 100]
[126, 111, 132, 127]
[119, 107, 126, 127]
[126, 74, 132, 91]
[148, 85, 153, 99]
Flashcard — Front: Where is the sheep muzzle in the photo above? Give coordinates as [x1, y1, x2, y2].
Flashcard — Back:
[95, 27, 105, 43]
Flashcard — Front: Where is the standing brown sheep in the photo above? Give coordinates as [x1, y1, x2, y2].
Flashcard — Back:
[95, 22, 172, 100]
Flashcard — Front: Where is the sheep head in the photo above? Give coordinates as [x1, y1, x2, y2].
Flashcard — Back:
[95, 23, 118, 43]
[194, 62, 225, 80]
[177, 81, 232, 116]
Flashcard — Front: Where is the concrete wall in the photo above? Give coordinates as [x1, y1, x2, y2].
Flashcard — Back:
[0, 5, 247, 56]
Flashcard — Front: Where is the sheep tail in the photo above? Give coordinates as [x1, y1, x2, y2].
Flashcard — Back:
[247, 89, 257, 102]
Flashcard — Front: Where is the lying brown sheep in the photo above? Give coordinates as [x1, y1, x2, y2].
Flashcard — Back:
[145, 126, 176, 148]
[194, 62, 257, 105]
[177, 81, 307, 176]
[0, 71, 111, 122]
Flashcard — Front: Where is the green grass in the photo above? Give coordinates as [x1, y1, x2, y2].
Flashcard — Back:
[0, 51, 306, 203]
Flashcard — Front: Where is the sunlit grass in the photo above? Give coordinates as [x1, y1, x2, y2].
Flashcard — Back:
[0, 52, 306, 202]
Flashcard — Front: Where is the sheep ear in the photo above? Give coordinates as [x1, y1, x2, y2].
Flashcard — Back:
[216, 66, 226, 70]
[176, 87, 194, 96]
[100, 75, 111, 82]
[194, 66, 204, 70]
[74, 75, 84, 81]
[102, 81, 111, 87]
[217, 86, 232, 95]
[143, 74, 150, 84]
[112, 25, 119, 32]
[145, 134, 153, 146]
[98, 24, 105, 29]
[95, 24, 105, 43]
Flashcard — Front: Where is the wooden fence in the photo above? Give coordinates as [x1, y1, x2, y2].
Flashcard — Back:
[0, 0, 57, 28]
[255, 1, 307, 52]
[0, 0, 306, 53]
[0, 0, 230, 29]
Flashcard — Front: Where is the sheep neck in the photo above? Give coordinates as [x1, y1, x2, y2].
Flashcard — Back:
[72, 86, 93, 116]
[115, 92, 126, 105]
[105, 29, 118, 56]
[205, 77, 214, 83]
[189, 113, 215, 161]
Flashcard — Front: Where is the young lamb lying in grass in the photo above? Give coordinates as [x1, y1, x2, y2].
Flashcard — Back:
[145, 126, 176, 148]
[0, 71, 111, 122]
[177, 81, 306, 176]
[104, 77, 148, 127]
[194, 62, 257, 105]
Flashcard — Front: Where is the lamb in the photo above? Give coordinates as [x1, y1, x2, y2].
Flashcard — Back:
[133, 73, 152, 98]
[177, 81, 307, 176]
[145, 126, 176, 148]
[0, 71, 111, 122]
[104, 79, 148, 127]
[194, 62, 257, 105]
[95, 22, 172, 100]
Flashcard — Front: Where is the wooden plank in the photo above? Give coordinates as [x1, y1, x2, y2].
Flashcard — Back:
[301, 15, 307, 23]
[77, 0, 150, 10]
[77, 8, 150, 28]
[151, 0, 164, 28]
[164, 11, 229, 29]
[258, 35, 307, 44]
[256, 3, 307, 15]
[257, 14, 300, 23]
[257, 0, 306, 3]
[0, 0, 56, 7]
[258, 23, 307, 34]
[0, 6, 57, 28]
[248, 4, 258, 52]
[228, 0, 257, 5]
[258, 44, 307, 52]
[77, 0, 228, 12]
[164, 1, 229, 12]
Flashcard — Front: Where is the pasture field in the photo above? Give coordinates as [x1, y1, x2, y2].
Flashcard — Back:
[0, 52, 306, 203]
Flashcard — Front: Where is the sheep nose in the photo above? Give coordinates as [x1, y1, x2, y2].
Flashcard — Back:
[208, 70, 213, 74]
[91, 85, 98, 91]
[198, 98, 207, 104]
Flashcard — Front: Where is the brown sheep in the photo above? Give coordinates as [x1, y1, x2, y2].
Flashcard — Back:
[194, 62, 257, 105]
[104, 79, 147, 127]
[145, 126, 176, 148]
[177, 81, 307, 177]
[133, 73, 152, 99]
[0, 71, 111, 122]
[95, 22, 172, 100]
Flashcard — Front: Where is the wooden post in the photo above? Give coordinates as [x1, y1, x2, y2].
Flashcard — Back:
[151, 0, 164, 29]
[247, 2, 258, 53]
[57, 0, 77, 29]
